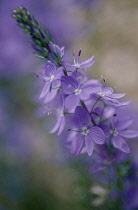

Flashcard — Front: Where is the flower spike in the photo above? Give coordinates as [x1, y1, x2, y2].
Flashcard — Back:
[12, 6, 138, 159]
[12, 6, 64, 65]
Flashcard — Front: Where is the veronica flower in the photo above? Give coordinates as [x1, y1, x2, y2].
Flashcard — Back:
[13, 6, 138, 162]
[61, 75, 99, 110]
[63, 50, 95, 71]
[39, 62, 63, 103]
[110, 120, 138, 153]
[67, 106, 105, 156]
[91, 86, 126, 106]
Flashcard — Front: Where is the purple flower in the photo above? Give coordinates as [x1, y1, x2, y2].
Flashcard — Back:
[39, 62, 63, 103]
[110, 120, 138, 153]
[67, 106, 105, 156]
[94, 86, 125, 100]
[90, 85, 126, 106]
[61, 76, 100, 110]
[63, 50, 95, 71]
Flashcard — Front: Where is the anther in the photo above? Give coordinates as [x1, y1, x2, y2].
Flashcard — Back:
[78, 49, 82, 57]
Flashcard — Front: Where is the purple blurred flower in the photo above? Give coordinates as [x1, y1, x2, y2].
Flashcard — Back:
[89, 143, 125, 173]
[110, 120, 138, 153]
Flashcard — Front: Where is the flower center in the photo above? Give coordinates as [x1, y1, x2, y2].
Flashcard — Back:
[112, 128, 118, 136]
[98, 92, 105, 97]
[74, 88, 82, 95]
[82, 127, 89, 136]
[56, 84, 61, 89]
[60, 111, 64, 117]
[50, 75, 55, 82]
[75, 63, 79, 68]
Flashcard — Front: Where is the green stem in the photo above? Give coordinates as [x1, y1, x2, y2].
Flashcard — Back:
[90, 96, 100, 114]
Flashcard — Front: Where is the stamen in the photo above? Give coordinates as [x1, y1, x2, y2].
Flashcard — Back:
[49, 75, 55, 81]
[67, 128, 81, 132]
[78, 49, 82, 57]
[82, 127, 89, 135]
[60, 111, 64, 117]
[98, 92, 105, 97]
[74, 88, 82, 95]
[111, 128, 118, 136]
[73, 50, 76, 64]
[100, 75, 108, 84]
[56, 84, 61, 89]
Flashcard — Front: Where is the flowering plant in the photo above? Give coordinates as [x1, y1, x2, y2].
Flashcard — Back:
[12, 6, 138, 159]
[11, 6, 138, 209]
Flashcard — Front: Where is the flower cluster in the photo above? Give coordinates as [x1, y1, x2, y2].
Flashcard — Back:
[13, 7, 138, 158]
[39, 49, 138, 156]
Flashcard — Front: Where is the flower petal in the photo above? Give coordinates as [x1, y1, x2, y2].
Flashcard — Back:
[57, 117, 65, 135]
[52, 80, 60, 88]
[80, 56, 95, 68]
[85, 135, 94, 156]
[83, 80, 101, 88]
[110, 93, 126, 99]
[50, 116, 61, 134]
[120, 100, 131, 106]
[44, 89, 57, 104]
[118, 120, 133, 131]
[65, 95, 79, 110]
[44, 62, 56, 77]
[80, 87, 93, 100]
[102, 87, 113, 95]
[103, 106, 115, 118]
[63, 62, 77, 70]
[61, 76, 78, 94]
[120, 130, 138, 138]
[71, 71, 87, 83]
[100, 124, 110, 137]
[72, 133, 85, 156]
[89, 126, 105, 144]
[91, 86, 103, 95]
[112, 136, 130, 153]
[75, 106, 91, 127]
[54, 67, 63, 80]
[40, 82, 51, 99]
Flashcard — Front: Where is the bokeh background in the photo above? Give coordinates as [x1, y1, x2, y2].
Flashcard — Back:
[0, 0, 138, 209]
